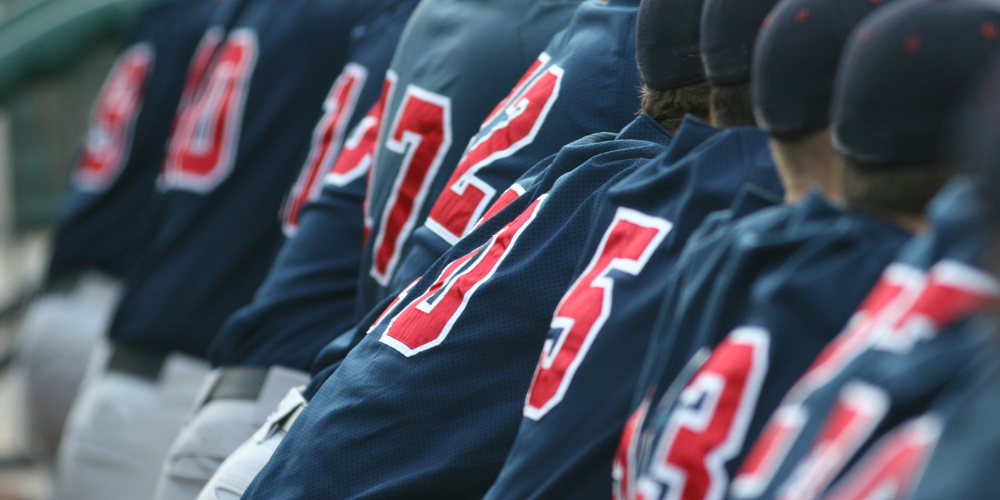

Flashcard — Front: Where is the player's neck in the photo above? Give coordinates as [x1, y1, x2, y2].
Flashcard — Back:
[769, 131, 841, 205]
[781, 172, 839, 204]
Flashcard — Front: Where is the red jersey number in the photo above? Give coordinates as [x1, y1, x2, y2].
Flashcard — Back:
[355, 77, 396, 245]
[379, 195, 545, 356]
[796, 260, 997, 401]
[732, 260, 998, 498]
[524, 208, 672, 419]
[425, 54, 563, 244]
[370, 73, 452, 285]
[475, 183, 526, 229]
[776, 382, 890, 500]
[161, 29, 257, 193]
[177, 28, 224, 111]
[614, 398, 651, 500]
[281, 63, 368, 235]
[637, 328, 770, 500]
[74, 44, 155, 191]
[821, 416, 941, 500]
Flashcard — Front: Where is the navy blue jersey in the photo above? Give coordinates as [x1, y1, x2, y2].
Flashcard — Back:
[241, 115, 673, 500]
[390, 0, 644, 294]
[805, 321, 998, 500]
[483, 116, 782, 500]
[353, 0, 582, 318]
[48, 0, 219, 280]
[108, 0, 371, 357]
[619, 191, 913, 500]
[204, 0, 419, 371]
[724, 178, 1000, 500]
[302, 129, 617, 384]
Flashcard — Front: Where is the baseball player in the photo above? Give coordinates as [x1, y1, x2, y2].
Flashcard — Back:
[480, 0, 790, 495]
[615, 2, 908, 498]
[899, 59, 1000, 500]
[53, 0, 374, 498]
[760, 178, 997, 500]
[14, 0, 218, 459]
[727, 5, 1000, 496]
[235, 3, 722, 498]
[150, 2, 420, 498]
[180, 0, 584, 497]
[620, 0, 1000, 499]
[206, 0, 649, 379]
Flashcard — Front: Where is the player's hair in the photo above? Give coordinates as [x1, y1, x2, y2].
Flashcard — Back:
[710, 82, 756, 128]
[641, 81, 711, 132]
[837, 157, 951, 217]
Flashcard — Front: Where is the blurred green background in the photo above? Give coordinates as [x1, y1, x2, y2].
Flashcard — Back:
[0, 5, 139, 496]
[0, 0, 139, 232]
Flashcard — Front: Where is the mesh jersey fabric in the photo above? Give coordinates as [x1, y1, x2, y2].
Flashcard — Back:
[483, 115, 782, 500]
[108, 0, 370, 357]
[304, 129, 619, 385]
[204, 0, 420, 371]
[352, 0, 583, 320]
[624, 192, 912, 498]
[726, 177, 1000, 500]
[389, 0, 643, 297]
[240, 115, 673, 500]
[48, 0, 220, 280]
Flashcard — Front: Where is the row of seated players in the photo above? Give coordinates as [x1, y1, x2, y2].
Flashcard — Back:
[18, 0, 1000, 498]
[28, 0, 642, 496]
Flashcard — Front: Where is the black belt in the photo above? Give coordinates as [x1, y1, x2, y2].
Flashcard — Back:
[202, 366, 269, 406]
[106, 343, 168, 381]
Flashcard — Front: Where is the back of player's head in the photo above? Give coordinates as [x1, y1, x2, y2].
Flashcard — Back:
[700, 0, 780, 86]
[753, 0, 896, 138]
[953, 55, 1000, 245]
[700, 0, 780, 127]
[832, 0, 1000, 218]
[636, 0, 706, 90]
[833, 0, 1000, 168]
[636, 0, 711, 131]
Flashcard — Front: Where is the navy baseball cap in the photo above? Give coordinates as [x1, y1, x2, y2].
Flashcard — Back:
[753, 0, 897, 137]
[636, 0, 707, 90]
[700, 0, 781, 85]
[952, 55, 1000, 224]
[832, 0, 1000, 168]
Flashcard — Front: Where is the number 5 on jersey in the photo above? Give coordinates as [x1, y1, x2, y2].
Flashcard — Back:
[524, 207, 672, 420]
